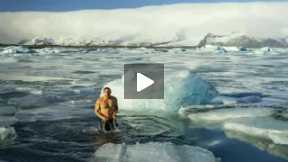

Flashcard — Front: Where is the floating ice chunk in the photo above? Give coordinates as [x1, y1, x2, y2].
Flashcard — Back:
[104, 71, 218, 112]
[180, 106, 288, 145]
[223, 46, 240, 52]
[211, 96, 237, 105]
[212, 92, 263, 105]
[239, 47, 249, 51]
[198, 45, 282, 55]
[0, 127, 16, 146]
[94, 142, 217, 162]
[35, 48, 61, 54]
[199, 45, 242, 53]
[198, 45, 228, 53]
[215, 46, 227, 53]
[212, 96, 262, 105]
[182, 108, 275, 122]
[224, 117, 288, 145]
[0, 46, 33, 54]
[15, 87, 43, 95]
[198, 45, 219, 52]
[165, 71, 218, 106]
[260, 47, 273, 52]
[253, 47, 279, 55]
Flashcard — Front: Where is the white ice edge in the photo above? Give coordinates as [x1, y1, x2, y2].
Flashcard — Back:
[224, 117, 288, 145]
[184, 108, 275, 122]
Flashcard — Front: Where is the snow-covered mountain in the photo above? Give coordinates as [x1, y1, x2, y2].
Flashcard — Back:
[11, 33, 288, 48]
[0, 3, 288, 47]
[198, 33, 288, 48]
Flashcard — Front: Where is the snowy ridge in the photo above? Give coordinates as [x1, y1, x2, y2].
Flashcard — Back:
[9, 33, 288, 48]
[198, 33, 288, 48]
[0, 3, 288, 47]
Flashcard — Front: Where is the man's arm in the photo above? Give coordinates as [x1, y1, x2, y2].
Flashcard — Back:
[95, 99, 108, 121]
[113, 97, 119, 113]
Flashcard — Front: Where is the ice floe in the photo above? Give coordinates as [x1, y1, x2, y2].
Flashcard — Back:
[93, 142, 217, 162]
[212, 92, 263, 105]
[0, 46, 33, 55]
[180, 107, 275, 122]
[180, 106, 288, 146]
[224, 117, 288, 145]
[0, 127, 16, 146]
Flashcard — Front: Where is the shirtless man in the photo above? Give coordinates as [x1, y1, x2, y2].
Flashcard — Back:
[95, 87, 118, 131]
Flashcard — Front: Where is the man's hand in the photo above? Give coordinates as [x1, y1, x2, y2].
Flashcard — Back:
[102, 116, 109, 122]
[98, 114, 109, 122]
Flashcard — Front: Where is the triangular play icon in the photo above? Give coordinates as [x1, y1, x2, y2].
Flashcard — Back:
[136, 72, 154, 92]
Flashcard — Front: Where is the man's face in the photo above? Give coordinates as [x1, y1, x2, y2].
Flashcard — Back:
[103, 88, 111, 97]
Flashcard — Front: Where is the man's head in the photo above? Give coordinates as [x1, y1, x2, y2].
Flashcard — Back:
[103, 87, 112, 97]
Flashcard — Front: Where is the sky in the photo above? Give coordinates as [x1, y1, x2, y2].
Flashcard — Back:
[0, 0, 286, 11]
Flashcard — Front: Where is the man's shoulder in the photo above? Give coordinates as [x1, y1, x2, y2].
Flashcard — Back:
[96, 97, 103, 102]
[110, 96, 118, 100]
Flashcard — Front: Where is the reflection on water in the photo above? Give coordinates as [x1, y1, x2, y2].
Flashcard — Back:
[225, 130, 288, 160]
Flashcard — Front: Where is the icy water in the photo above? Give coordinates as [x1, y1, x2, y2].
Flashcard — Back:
[0, 46, 288, 162]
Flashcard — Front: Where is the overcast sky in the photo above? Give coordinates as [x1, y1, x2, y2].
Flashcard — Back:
[0, 0, 287, 11]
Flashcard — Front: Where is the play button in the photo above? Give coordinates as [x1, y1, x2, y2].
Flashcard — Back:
[137, 72, 155, 92]
[124, 63, 164, 99]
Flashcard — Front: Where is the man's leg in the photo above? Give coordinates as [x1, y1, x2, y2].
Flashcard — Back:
[111, 119, 118, 129]
[96, 116, 105, 131]
[104, 119, 112, 131]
